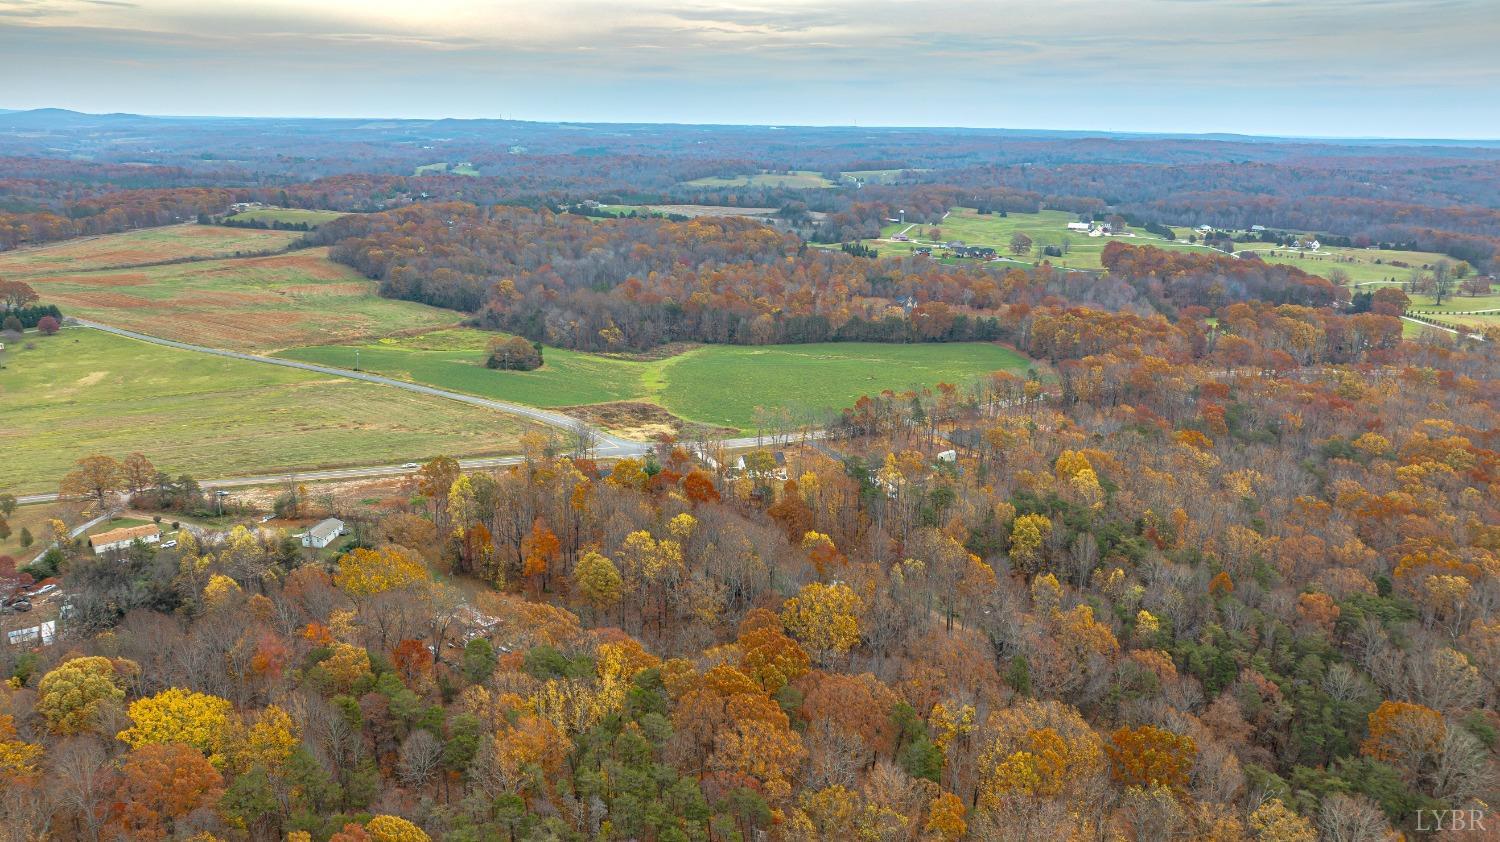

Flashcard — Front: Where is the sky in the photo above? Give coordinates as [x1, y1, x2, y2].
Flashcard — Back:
[1, 0, 1496, 138]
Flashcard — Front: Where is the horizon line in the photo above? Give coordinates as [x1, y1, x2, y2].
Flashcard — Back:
[5, 106, 1498, 146]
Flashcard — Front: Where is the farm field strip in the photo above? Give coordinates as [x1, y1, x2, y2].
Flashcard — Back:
[682, 170, 834, 189]
[222, 208, 346, 226]
[869, 208, 1220, 271]
[0, 329, 536, 495]
[276, 330, 1035, 433]
[415, 162, 480, 176]
[0, 224, 302, 277]
[1231, 244, 1455, 284]
[597, 204, 780, 218]
[863, 208, 1460, 285]
[13, 242, 460, 351]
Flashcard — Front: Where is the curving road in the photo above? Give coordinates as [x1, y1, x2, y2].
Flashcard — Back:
[15, 320, 805, 505]
[70, 318, 647, 455]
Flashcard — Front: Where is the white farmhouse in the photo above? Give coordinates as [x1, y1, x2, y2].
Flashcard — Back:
[301, 518, 345, 549]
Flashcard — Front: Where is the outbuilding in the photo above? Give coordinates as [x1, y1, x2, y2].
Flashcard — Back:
[89, 524, 161, 555]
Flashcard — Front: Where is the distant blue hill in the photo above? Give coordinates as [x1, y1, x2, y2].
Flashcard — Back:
[0, 107, 1495, 148]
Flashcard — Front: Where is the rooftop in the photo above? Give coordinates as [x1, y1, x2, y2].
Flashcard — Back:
[89, 523, 160, 547]
[307, 518, 344, 540]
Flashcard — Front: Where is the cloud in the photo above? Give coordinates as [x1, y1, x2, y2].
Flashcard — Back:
[0, 0, 1495, 135]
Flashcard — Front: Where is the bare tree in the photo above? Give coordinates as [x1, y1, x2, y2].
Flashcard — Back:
[49, 738, 113, 842]
[1317, 793, 1398, 842]
[397, 730, 443, 788]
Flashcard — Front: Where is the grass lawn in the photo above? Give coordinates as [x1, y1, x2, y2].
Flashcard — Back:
[84, 516, 152, 538]
[19, 246, 460, 351]
[868, 208, 1220, 272]
[277, 329, 1035, 433]
[0, 329, 533, 495]
[682, 170, 834, 189]
[0, 225, 301, 277]
[0, 500, 78, 559]
[224, 208, 346, 227]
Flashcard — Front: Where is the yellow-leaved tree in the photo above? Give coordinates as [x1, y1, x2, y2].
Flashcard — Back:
[573, 550, 623, 613]
[335, 546, 430, 599]
[1008, 514, 1052, 573]
[37, 655, 126, 735]
[366, 815, 431, 842]
[0, 713, 42, 783]
[117, 687, 237, 767]
[781, 581, 860, 664]
[202, 574, 243, 612]
[236, 704, 299, 771]
[321, 642, 374, 693]
[1247, 798, 1317, 842]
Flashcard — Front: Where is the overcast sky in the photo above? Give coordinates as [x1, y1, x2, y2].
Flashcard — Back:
[1, 0, 1496, 138]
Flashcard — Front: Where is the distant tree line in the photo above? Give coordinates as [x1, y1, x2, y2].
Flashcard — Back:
[211, 215, 317, 232]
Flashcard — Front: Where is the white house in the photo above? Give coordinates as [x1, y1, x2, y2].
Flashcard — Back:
[1066, 221, 1092, 232]
[731, 451, 788, 481]
[936, 449, 958, 464]
[89, 524, 161, 555]
[301, 518, 345, 549]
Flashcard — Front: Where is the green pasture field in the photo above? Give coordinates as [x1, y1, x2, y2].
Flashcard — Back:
[1232, 244, 1454, 285]
[1408, 292, 1500, 313]
[653, 342, 1032, 431]
[224, 208, 346, 227]
[0, 225, 301, 277]
[18, 245, 459, 351]
[0, 330, 531, 494]
[282, 330, 645, 407]
[415, 162, 481, 176]
[870, 208, 1220, 271]
[276, 329, 1034, 433]
[841, 169, 928, 184]
[1427, 312, 1500, 332]
[682, 170, 834, 189]
[1453, 312, 1500, 328]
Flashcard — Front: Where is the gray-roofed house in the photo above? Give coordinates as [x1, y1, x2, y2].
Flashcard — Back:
[301, 518, 345, 549]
